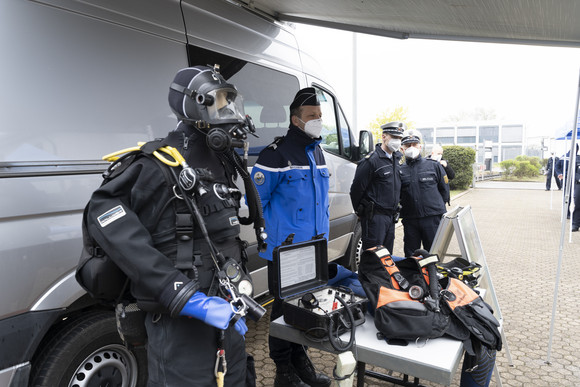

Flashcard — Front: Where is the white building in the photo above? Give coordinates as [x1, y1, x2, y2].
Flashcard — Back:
[416, 122, 526, 167]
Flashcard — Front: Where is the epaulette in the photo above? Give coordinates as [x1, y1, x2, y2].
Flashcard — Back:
[267, 136, 285, 150]
[365, 150, 375, 159]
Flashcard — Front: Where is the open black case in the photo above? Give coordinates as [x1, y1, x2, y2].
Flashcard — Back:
[272, 238, 367, 345]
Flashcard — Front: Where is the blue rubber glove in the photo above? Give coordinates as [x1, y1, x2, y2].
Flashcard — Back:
[234, 317, 248, 337]
[179, 292, 234, 330]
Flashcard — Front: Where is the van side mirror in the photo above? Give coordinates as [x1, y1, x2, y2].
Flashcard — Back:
[358, 130, 374, 160]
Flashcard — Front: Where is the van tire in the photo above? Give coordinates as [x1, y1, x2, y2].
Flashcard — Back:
[341, 221, 362, 272]
[31, 310, 147, 387]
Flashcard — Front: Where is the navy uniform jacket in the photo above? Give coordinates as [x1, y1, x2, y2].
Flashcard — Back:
[251, 125, 330, 260]
[350, 143, 402, 215]
[555, 151, 580, 183]
[400, 155, 449, 219]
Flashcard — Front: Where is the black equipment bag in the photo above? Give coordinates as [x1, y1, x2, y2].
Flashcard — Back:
[76, 148, 186, 305]
[358, 246, 449, 341]
[359, 246, 502, 352]
[76, 151, 142, 305]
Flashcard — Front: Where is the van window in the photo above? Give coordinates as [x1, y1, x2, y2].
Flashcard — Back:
[229, 65, 299, 156]
[187, 45, 300, 162]
[314, 87, 353, 159]
[315, 89, 339, 155]
[338, 106, 352, 158]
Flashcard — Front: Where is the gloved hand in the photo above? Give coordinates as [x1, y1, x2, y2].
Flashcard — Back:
[179, 291, 235, 331]
[234, 317, 248, 336]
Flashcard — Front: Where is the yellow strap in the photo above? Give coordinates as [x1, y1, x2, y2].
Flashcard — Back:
[102, 146, 141, 162]
[101, 142, 187, 168]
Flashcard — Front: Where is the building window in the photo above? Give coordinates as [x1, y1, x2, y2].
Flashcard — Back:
[457, 136, 476, 143]
[479, 125, 499, 143]
[502, 145, 522, 161]
[438, 137, 455, 144]
[502, 125, 523, 142]
[417, 127, 434, 143]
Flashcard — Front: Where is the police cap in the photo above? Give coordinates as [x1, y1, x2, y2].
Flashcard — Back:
[290, 87, 320, 111]
[401, 129, 422, 145]
[381, 121, 406, 138]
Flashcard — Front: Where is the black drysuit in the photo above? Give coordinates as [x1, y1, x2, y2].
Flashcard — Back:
[86, 123, 248, 386]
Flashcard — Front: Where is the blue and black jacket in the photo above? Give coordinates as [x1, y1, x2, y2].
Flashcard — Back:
[251, 125, 330, 260]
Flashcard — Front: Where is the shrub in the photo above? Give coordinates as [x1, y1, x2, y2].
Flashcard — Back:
[515, 155, 541, 170]
[500, 157, 540, 178]
[499, 160, 517, 177]
[443, 146, 476, 190]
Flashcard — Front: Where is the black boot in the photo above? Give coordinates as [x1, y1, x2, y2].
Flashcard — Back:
[274, 364, 308, 387]
[291, 355, 332, 387]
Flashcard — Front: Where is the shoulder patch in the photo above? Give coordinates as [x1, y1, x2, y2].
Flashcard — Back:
[365, 150, 375, 159]
[444, 175, 449, 184]
[97, 205, 126, 227]
[253, 171, 265, 185]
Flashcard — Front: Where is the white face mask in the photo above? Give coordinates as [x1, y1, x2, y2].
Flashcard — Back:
[404, 146, 421, 159]
[432, 154, 442, 162]
[387, 138, 401, 152]
[299, 118, 323, 138]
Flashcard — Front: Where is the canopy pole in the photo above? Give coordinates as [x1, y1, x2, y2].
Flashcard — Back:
[547, 67, 580, 363]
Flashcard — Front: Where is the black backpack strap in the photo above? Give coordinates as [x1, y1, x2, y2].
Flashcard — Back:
[141, 152, 196, 271]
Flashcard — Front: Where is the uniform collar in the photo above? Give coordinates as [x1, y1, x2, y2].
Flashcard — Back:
[406, 155, 423, 164]
[288, 124, 321, 147]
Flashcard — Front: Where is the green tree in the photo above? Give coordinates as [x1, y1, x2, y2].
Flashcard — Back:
[444, 146, 476, 190]
[366, 106, 415, 143]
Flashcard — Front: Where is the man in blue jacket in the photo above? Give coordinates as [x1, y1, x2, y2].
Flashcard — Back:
[251, 88, 331, 387]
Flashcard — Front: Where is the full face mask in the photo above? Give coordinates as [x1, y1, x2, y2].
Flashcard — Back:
[404, 146, 421, 159]
[168, 65, 256, 152]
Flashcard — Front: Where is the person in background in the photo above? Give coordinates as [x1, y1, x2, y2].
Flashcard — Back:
[427, 144, 455, 181]
[556, 144, 579, 231]
[350, 121, 405, 255]
[251, 87, 331, 387]
[399, 130, 450, 257]
[545, 152, 562, 191]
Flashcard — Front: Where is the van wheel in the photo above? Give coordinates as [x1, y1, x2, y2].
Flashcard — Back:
[31, 310, 147, 387]
[341, 222, 362, 272]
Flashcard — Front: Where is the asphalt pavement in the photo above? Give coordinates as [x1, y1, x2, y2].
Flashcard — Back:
[245, 180, 580, 386]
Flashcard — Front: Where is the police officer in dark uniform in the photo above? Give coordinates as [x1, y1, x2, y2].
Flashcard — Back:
[546, 152, 562, 190]
[399, 130, 450, 257]
[556, 144, 580, 231]
[85, 66, 258, 386]
[350, 121, 405, 255]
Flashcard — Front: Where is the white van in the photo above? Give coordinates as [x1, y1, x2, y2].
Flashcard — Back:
[0, 0, 372, 386]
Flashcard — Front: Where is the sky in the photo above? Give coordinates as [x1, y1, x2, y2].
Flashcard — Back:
[294, 24, 580, 145]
